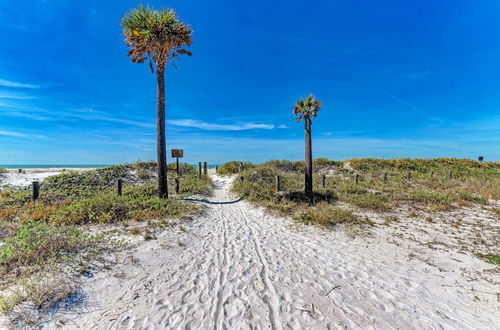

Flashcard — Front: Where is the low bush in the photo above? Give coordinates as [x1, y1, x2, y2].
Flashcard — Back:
[0, 221, 87, 273]
[408, 190, 453, 206]
[340, 194, 392, 211]
[295, 203, 359, 226]
[217, 161, 254, 176]
[477, 253, 500, 265]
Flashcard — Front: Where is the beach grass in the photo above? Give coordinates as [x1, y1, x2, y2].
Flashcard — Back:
[0, 161, 212, 319]
[229, 158, 500, 226]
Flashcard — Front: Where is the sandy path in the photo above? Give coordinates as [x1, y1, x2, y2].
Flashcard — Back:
[44, 175, 498, 329]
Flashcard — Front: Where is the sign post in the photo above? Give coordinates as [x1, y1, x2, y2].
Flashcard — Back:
[171, 149, 184, 175]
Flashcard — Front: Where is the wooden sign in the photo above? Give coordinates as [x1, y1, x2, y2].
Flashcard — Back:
[171, 149, 184, 158]
[478, 156, 484, 162]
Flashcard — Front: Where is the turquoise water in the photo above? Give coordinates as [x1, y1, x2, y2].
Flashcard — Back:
[0, 165, 109, 169]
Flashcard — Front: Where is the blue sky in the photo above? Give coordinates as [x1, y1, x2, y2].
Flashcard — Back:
[0, 0, 499, 164]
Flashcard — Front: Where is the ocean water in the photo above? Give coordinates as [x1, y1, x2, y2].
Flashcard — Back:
[0, 165, 109, 169]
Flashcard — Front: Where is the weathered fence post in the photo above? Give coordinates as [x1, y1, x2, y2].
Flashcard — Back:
[239, 162, 244, 173]
[448, 170, 453, 179]
[383, 172, 388, 183]
[198, 162, 202, 179]
[32, 181, 39, 201]
[355, 173, 359, 184]
[175, 178, 180, 194]
[203, 162, 208, 176]
[117, 179, 122, 196]
[430, 171, 434, 178]
[322, 175, 326, 188]
[275, 175, 281, 191]
[215, 165, 219, 173]
[406, 171, 411, 180]
[240, 176, 244, 183]
[176, 157, 180, 175]
[18, 168, 22, 174]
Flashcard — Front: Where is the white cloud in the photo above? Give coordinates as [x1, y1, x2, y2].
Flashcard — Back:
[167, 119, 274, 131]
[0, 78, 41, 89]
[0, 130, 25, 137]
[0, 92, 36, 100]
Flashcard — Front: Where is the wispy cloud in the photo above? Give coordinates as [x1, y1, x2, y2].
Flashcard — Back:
[0, 104, 155, 128]
[167, 119, 275, 131]
[401, 70, 431, 80]
[0, 92, 36, 100]
[0, 130, 25, 137]
[0, 78, 41, 89]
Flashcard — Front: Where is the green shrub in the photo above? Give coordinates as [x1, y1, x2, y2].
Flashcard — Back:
[49, 186, 198, 225]
[477, 253, 500, 265]
[0, 221, 86, 272]
[218, 161, 254, 176]
[455, 191, 486, 204]
[409, 190, 453, 205]
[341, 194, 392, 211]
[261, 160, 304, 173]
[295, 203, 359, 226]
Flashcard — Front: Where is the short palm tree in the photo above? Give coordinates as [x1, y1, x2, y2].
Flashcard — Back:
[293, 95, 322, 201]
[121, 4, 192, 198]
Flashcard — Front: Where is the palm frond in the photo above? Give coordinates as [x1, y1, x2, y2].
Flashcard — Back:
[121, 4, 192, 71]
[293, 95, 322, 121]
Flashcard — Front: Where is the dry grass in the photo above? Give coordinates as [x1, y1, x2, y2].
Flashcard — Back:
[0, 273, 74, 326]
[0, 162, 213, 324]
[229, 158, 499, 229]
[294, 202, 360, 227]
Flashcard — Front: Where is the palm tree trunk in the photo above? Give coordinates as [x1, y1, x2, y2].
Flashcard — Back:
[156, 69, 168, 198]
[304, 116, 313, 201]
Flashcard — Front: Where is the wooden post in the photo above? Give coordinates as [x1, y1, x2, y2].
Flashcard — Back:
[239, 162, 244, 173]
[198, 162, 202, 179]
[32, 181, 39, 201]
[275, 175, 281, 191]
[448, 170, 453, 179]
[322, 175, 326, 188]
[117, 179, 122, 196]
[18, 168, 22, 174]
[406, 172, 411, 180]
[240, 176, 244, 183]
[430, 171, 434, 178]
[383, 172, 388, 183]
[215, 165, 219, 173]
[175, 178, 180, 194]
[176, 157, 180, 175]
[203, 162, 208, 175]
[355, 173, 359, 184]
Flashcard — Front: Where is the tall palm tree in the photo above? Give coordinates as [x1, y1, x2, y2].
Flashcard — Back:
[293, 95, 322, 201]
[121, 4, 192, 198]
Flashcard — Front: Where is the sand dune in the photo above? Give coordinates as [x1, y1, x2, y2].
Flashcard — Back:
[0, 168, 94, 188]
[42, 174, 498, 329]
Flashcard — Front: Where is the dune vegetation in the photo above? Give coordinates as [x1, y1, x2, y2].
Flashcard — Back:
[229, 158, 500, 227]
[0, 162, 211, 319]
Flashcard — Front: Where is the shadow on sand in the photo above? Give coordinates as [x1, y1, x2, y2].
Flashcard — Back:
[182, 197, 243, 205]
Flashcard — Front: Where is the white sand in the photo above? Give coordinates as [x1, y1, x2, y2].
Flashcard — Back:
[41, 174, 499, 329]
[0, 168, 94, 187]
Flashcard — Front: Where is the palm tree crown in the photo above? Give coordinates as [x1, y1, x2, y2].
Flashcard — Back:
[293, 95, 322, 122]
[121, 4, 192, 72]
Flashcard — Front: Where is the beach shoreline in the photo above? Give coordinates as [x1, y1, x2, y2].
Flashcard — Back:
[0, 168, 97, 188]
